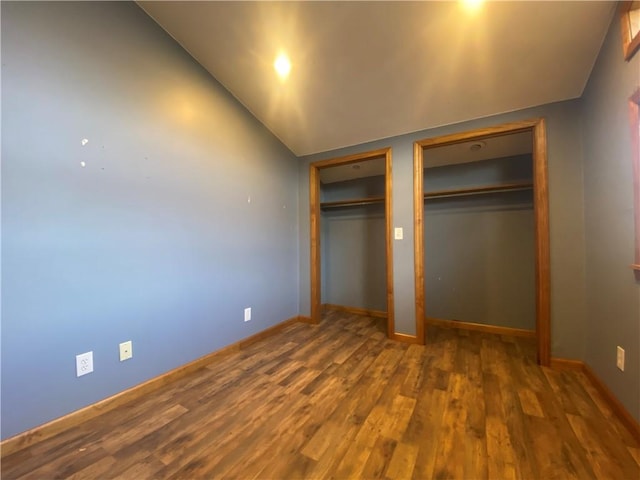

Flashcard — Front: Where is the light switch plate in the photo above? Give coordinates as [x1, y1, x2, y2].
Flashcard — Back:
[394, 227, 403, 240]
[119, 341, 133, 361]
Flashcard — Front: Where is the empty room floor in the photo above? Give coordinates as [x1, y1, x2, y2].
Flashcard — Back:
[2, 311, 639, 479]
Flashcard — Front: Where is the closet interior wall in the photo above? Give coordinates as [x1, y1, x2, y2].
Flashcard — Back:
[424, 154, 536, 330]
[321, 175, 387, 314]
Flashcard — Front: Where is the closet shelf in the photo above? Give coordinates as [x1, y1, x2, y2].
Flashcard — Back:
[320, 196, 385, 209]
[424, 181, 533, 200]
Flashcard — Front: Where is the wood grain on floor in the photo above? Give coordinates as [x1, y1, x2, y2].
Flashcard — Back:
[2, 311, 638, 479]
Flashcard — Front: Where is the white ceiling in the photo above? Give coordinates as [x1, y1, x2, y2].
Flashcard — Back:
[139, 1, 615, 156]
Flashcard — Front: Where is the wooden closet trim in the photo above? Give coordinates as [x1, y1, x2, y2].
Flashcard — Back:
[309, 148, 395, 340]
[629, 88, 640, 277]
[619, 1, 640, 61]
[413, 118, 551, 365]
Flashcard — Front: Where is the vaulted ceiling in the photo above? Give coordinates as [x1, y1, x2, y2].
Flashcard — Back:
[139, 1, 615, 156]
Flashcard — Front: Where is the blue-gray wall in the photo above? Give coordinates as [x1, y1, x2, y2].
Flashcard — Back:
[4, 0, 636, 442]
[299, 100, 587, 358]
[581, 12, 640, 422]
[322, 205, 387, 311]
[1, 2, 299, 439]
[424, 193, 535, 330]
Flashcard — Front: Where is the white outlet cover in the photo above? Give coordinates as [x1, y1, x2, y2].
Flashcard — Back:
[244, 307, 251, 322]
[394, 227, 403, 240]
[76, 351, 94, 377]
[119, 341, 133, 361]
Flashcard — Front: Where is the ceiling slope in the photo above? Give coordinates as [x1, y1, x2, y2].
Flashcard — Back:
[139, 1, 615, 156]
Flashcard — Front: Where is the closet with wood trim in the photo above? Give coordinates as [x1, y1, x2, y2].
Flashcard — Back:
[414, 120, 550, 362]
[321, 174, 386, 315]
[309, 148, 394, 337]
[423, 142, 536, 333]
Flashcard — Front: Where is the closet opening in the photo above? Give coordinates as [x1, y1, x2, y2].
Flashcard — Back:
[413, 119, 550, 365]
[309, 148, 395, 339]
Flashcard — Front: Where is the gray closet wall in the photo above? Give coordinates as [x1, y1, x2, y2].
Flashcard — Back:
[321, 175, 387, 312]
[424, 155, 536, 330]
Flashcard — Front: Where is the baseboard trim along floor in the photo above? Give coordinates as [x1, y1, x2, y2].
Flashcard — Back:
[0, 315, 311, 457]
[551, 357, 640, 443]
[2, 315, 637, 457]
[426, 316, 536, 338]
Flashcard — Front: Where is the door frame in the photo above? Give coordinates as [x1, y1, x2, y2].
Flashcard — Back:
[309, 147, 395, 339]
[413, 118, 551, 365]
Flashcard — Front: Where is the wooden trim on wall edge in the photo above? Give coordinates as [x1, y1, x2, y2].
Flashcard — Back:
[549, 357, 584, 371]
[415, 119, 539, 149]
[413, 141, 426, 345]
[391, 332, 422, 344]
[533, 118, 551, 366]
[297, 315, 315, 324]
[310, 148, 390, 169]
[0, 315, 310, 458]
[620, 1, 640, 61]
[426, 316, 536, 338]
[322, 304, 387, 319]
[551, 357, 640, 443]
[385, 149, 395, 340]
[582, 362, 640, 443]
[310, 164, 321, 324]
[629, 89, 640, 274]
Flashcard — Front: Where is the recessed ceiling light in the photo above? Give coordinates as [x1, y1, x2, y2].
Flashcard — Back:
[274, 53, 291, 79]
[461, 0, 484, 12]
[469, 141, 486, 152]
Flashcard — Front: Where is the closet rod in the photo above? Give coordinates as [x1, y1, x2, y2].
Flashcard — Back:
[320, 196, 385, 209]
[424, 181, 533, 200]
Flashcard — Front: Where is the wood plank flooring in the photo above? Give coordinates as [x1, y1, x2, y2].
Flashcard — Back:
[3, 311, 639, 479]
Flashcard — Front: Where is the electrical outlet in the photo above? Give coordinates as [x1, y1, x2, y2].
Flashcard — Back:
[244, 307, 251, 322]
[616, 346, 625, 371]
[76, 351, 94, 377]
[119, 341, 133, 361]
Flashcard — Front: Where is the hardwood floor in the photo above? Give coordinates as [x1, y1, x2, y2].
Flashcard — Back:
[3, 311, 639, 479]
